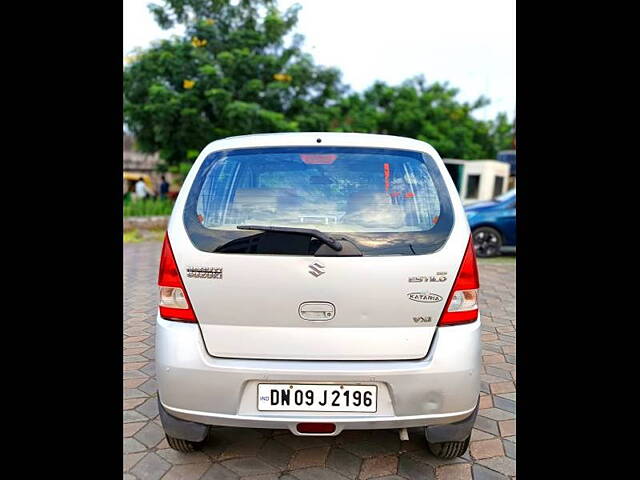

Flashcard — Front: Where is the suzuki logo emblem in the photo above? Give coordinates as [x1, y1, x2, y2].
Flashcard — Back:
[308, 262, 325, 277]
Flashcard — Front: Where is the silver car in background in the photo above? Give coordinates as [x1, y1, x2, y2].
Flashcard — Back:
[156, 132, 481, 458]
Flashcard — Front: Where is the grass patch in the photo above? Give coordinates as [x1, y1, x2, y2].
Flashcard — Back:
[123, 197, 175, 217]
[123, 228, 165, 244]
[123, 230, 143, 243]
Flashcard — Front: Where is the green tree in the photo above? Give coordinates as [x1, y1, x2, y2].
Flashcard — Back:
[124, 0, 512, 165]
[489, 112, 515, 154]
[332, 76, 501, 159]
[124, 0, 346, 165]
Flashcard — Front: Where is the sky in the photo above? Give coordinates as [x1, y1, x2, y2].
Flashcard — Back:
[123, 0, 515, 121]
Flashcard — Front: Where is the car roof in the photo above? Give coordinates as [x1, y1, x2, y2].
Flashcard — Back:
[197, 132, 440, 160]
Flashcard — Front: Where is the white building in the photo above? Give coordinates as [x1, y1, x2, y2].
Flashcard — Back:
[443, 159, 510, 205]
[123, 133, 161, 175]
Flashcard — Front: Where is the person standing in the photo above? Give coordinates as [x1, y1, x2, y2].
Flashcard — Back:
[160, 176, 170, 199]
[135, 177, 153, 200]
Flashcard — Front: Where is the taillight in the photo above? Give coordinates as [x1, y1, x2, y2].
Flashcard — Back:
[438, 236, 479, 326]
[157, 233, 197, 323]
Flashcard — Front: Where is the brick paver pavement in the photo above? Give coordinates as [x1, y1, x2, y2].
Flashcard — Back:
[124, 242, 516, 480]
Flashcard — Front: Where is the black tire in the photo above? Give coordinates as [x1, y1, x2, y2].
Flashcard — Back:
[165, 434, 205, 453]
[472, 226, 503, 258]
[427, 436, 470, 459]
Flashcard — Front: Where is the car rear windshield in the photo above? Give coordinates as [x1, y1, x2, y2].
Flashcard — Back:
[183, 147, 454, 256]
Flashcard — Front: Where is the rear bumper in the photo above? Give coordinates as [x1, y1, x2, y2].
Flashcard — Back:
[156, 315, 481, 436]
[158, 395, 479, 442]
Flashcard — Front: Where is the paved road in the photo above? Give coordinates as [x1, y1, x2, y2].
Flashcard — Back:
[124, 242, 516, 480]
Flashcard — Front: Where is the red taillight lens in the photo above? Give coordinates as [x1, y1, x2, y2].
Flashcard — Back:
[438, 236, 480, 326]
[296, 423, 336, 434]
[158, 233, 197, 323]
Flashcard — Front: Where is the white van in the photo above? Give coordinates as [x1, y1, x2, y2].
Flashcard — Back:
[156, 132, 481, 459]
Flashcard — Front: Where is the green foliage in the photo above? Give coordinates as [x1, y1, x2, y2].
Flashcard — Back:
[123, 197, 175, 217]
[332, 77, 500, 159]
[168, 161, 194, 186]
[124, 0, 344, 165]
[489, 112, 515, 153]
[124, 0, 513, 166]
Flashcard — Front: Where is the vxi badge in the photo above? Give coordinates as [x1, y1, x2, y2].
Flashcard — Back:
[407, 292, 443, 303]
[413, 316, 433, 324]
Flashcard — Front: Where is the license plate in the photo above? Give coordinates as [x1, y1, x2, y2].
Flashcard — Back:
[257, 384, 377, 412]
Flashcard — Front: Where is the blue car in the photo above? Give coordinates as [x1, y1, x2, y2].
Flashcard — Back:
[464, 189, 516, 257]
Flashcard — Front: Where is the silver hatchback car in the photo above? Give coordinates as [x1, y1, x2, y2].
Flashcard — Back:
[156, 132, 481, 458]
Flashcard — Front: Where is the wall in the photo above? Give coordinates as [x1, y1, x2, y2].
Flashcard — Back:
[123, 134, 178, 192]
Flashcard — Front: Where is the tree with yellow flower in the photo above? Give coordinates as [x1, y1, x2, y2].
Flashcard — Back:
[125, 0, 346, 166]
[125, 0, 512, 167]
[191, 37, 208, 48]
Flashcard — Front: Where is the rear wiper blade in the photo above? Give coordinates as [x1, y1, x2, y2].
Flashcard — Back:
[237, 225, 343, 251]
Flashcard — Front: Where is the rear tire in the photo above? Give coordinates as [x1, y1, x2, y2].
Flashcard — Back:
[427, 436, 470, 459]
[166, 434, 206, 453]
[472, 226, 502, 258]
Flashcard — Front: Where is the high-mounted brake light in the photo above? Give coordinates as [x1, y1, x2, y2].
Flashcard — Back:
[158, 234, 197, 322]
[300, 154, 337, 164]
[438, 236, 479, 326]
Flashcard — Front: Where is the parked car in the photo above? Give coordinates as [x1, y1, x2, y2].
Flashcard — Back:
[465, 189, 516, 257]
[156, 132, 481, 459]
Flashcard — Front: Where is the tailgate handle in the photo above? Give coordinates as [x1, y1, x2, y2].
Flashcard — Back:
[298, 302, 335, 321]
